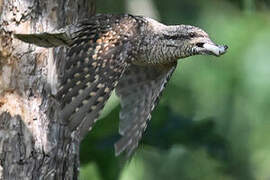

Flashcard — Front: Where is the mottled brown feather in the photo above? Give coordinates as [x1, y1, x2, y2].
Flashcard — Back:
[57, 15, 139, 137]
[114, 63, 177, 156]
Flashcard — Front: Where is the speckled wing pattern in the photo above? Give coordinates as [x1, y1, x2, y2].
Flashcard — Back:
[114, 63, 177, 156]
[57, 16, 137, 138]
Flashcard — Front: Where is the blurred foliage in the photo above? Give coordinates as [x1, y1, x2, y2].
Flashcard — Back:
[80, 0, 270, 179]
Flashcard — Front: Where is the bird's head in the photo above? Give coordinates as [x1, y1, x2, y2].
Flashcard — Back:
[142, 17, 228, 63]
[163, 25, 228, 59]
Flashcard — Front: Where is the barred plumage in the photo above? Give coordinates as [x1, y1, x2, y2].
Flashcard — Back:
[15, 12, 228, 156]
[114, 63, 177, 156]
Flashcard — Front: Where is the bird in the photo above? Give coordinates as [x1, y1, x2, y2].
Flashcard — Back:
[15, 13, 228, 157]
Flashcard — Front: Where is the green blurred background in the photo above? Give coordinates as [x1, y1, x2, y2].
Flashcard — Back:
[79, 0, 270, 179]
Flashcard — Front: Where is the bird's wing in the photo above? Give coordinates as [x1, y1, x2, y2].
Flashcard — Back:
[14, 0, 96, 48]
[114, 63, 177, 156]
[57, 20, 136, 139]
[14, 23, 85, 48]
[14, 32, 74, 47]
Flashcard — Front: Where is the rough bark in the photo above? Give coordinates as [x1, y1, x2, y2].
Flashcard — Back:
[0, 0, 94, 179]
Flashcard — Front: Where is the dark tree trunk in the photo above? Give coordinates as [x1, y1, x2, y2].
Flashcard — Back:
[0, 0, 94, 179]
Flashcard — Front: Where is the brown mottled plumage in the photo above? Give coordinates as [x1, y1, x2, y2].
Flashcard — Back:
[15, 12, 228, 156]
[56, 15, 139, 139]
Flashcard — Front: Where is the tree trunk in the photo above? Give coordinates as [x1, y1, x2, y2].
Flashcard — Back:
[0, 0, 93, 179]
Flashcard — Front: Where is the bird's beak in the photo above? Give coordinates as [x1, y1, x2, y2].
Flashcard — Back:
[203, 43, 228, 56]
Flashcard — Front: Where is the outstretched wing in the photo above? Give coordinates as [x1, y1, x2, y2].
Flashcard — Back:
[14, 0, 96, 47]
[57, 18, 137, 138]
[114, 63, 177, 156]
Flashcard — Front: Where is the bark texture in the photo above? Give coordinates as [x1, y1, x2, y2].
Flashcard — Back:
[0, 0, 94, 179]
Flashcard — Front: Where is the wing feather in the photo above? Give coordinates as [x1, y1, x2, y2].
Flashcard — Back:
[114, 63, 177, 156]
[57, 16, 138, 138]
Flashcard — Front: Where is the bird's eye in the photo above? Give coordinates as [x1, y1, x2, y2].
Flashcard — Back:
[190, 33, 196, 38]
[196, 43, 204, 48]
